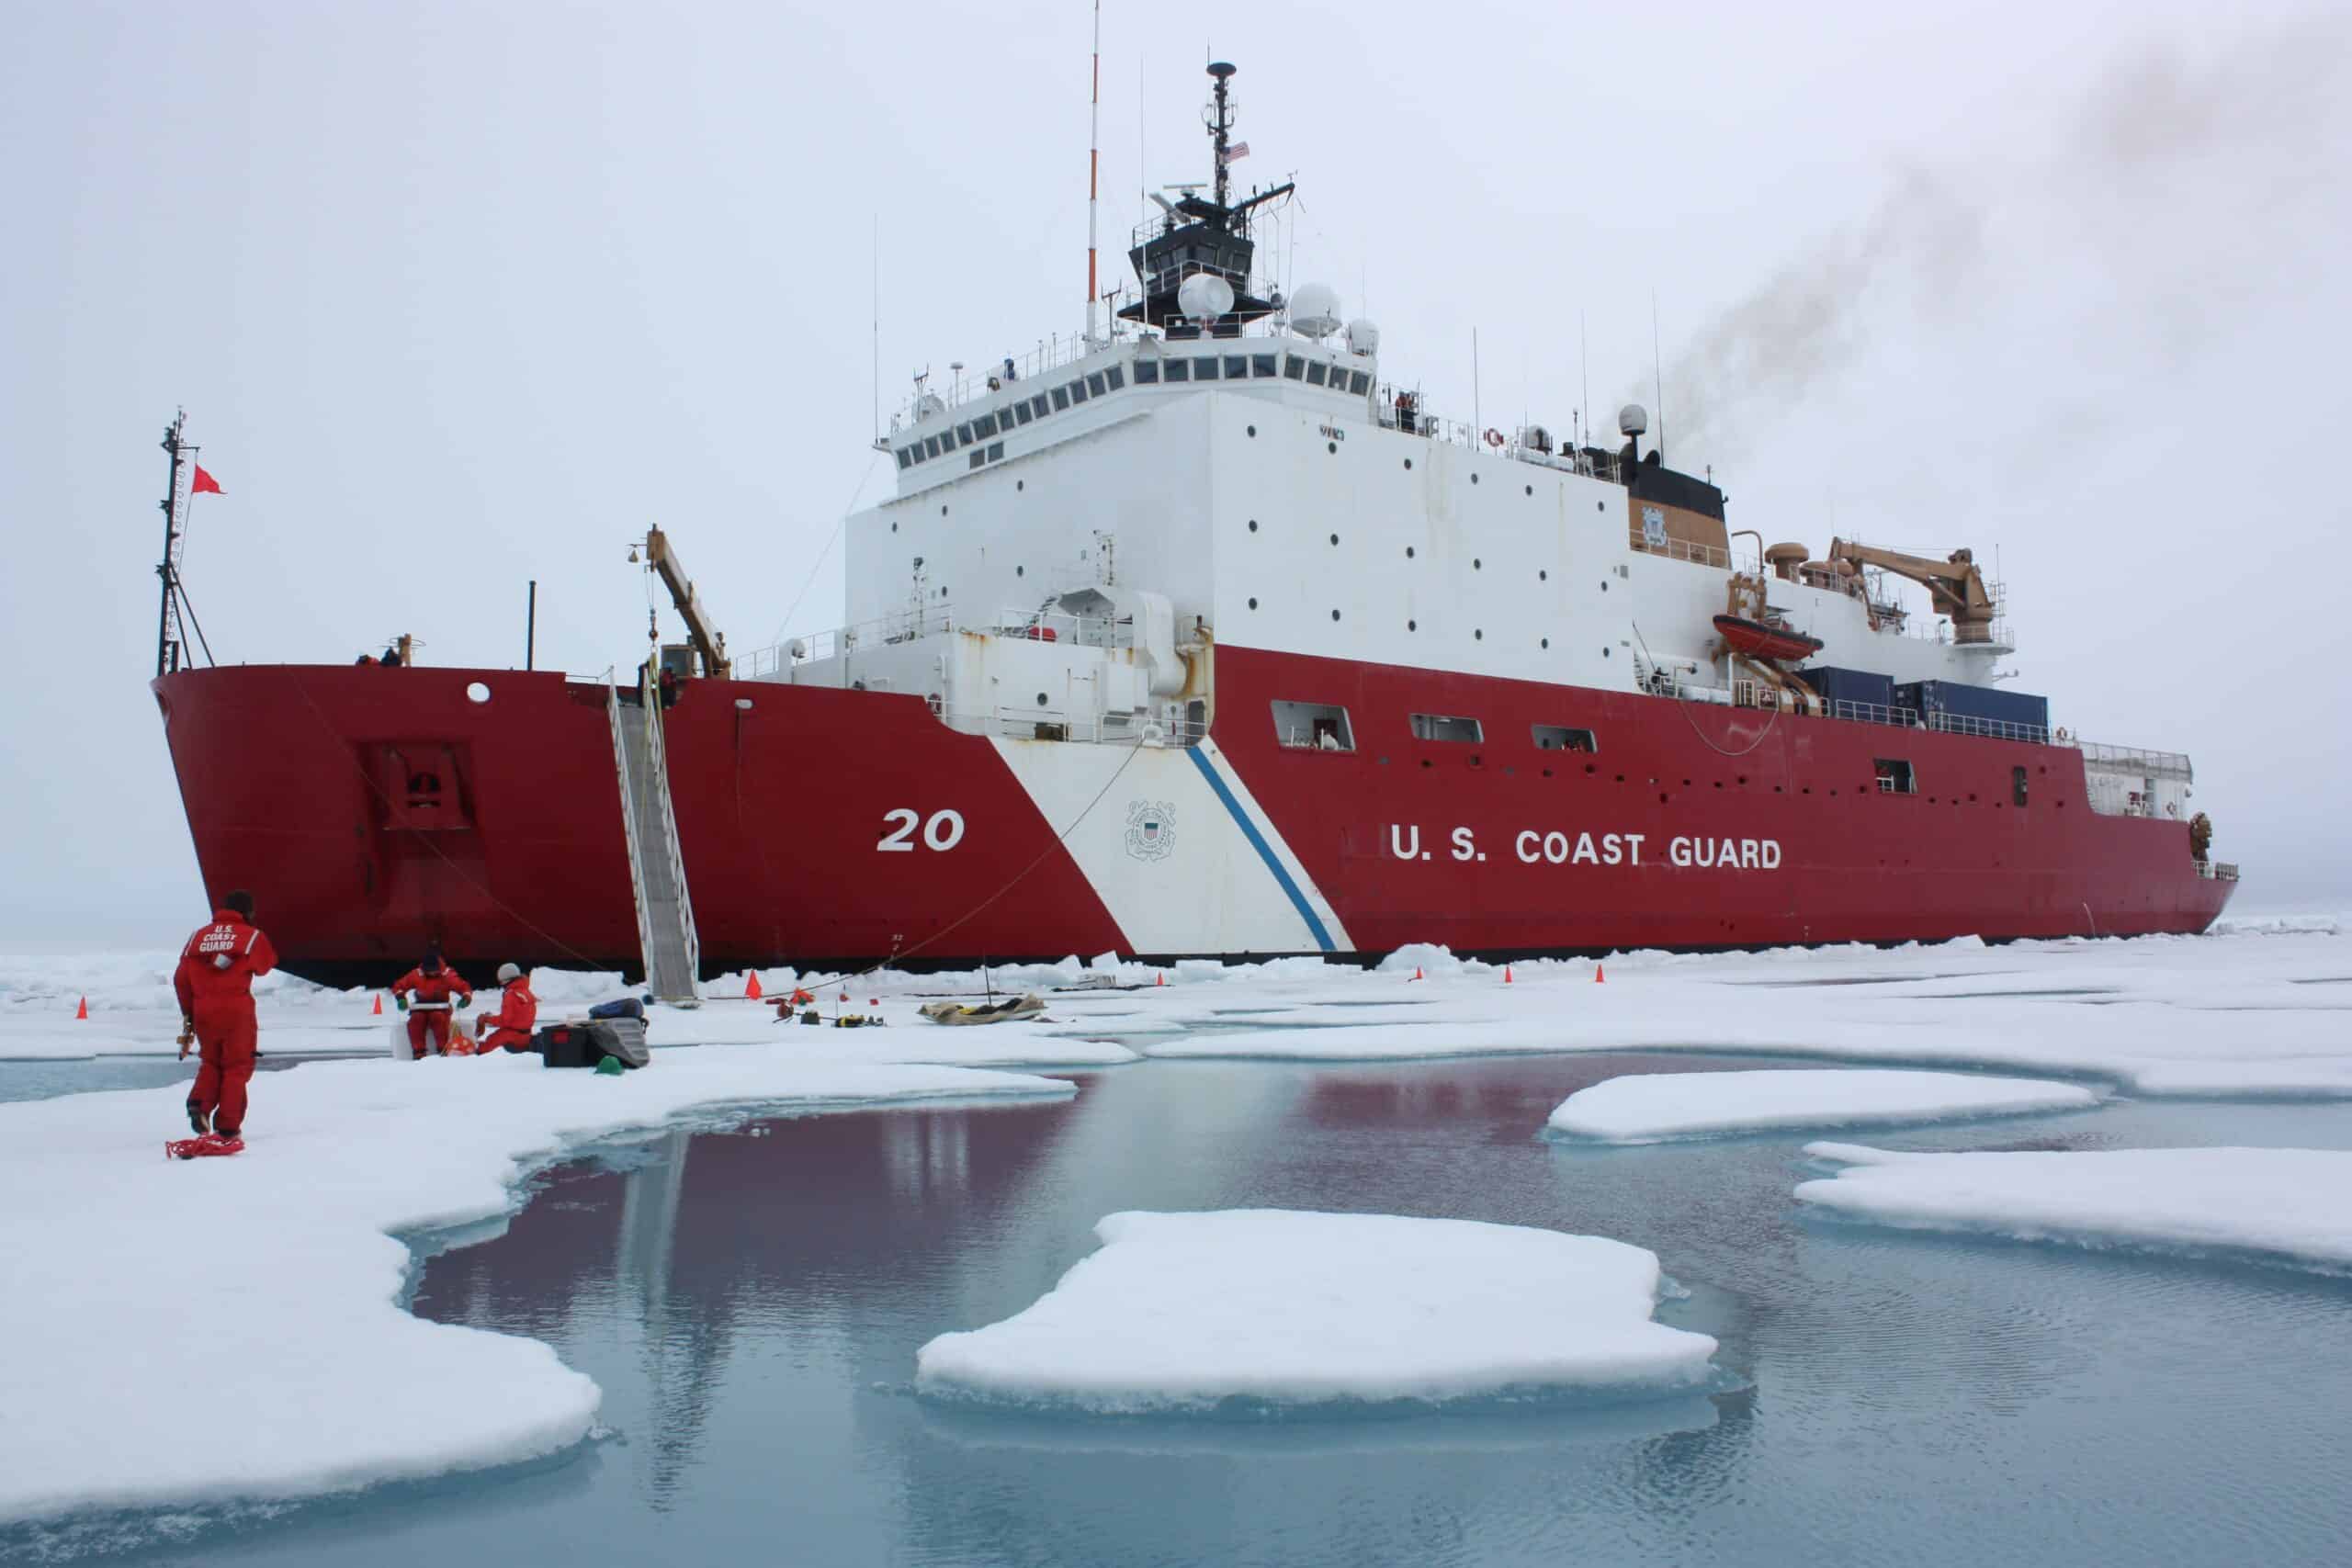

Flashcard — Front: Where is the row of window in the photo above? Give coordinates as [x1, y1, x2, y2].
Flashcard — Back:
[1879, 758, 2034, 807]
[894, 351, 1374, 471]
[1272, 701, 1598, 755]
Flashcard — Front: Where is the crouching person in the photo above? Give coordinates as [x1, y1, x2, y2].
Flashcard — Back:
[392, 949, 473, 1058]
[476, 963, 538, 1055]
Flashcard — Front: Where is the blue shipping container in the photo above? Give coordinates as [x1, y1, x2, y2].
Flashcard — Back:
[1902, 680, 2049, 734]
[1802, 666, 1896, 712]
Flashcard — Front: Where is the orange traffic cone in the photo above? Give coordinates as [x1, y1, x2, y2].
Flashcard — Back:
[745, 972, 763, 1000]
[1156, 972, 1165, 987]
[1595, 964, 1606, 983]
[838, 992, 848, 1003]
[1504, 965, 1514, 985]
[372, 993, 383, 1016]
[75, 996, 88, 1021]
[1411, 966, 1425, 982]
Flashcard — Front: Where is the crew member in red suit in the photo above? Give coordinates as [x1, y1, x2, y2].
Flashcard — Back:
[173, 889, 278, 1140]
[391, 950, 473, 1058]
[475, 963, 538, 1054]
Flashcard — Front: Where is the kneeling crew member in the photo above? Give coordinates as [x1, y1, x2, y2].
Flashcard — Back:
[174, 890, 278, 1140]
[392, 950, 473, 1057]
[476, 963, 538, 1054]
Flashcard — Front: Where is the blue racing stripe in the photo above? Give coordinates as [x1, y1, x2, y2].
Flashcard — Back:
[1187, 747, 1336, 953]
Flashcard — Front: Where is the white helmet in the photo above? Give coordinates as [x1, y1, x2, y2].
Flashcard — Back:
[497, 962, 522, 984]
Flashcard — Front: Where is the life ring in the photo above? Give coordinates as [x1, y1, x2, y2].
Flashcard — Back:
[1483, 428, 1505, 448]
[1138, 720, 1167, 747]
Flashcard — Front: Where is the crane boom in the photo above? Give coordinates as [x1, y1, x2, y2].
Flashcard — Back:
[1826, 536, 1997, 643]
[643, 525, 731, 677]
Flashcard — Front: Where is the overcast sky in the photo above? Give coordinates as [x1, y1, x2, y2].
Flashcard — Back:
[4, 0, 2346, 944]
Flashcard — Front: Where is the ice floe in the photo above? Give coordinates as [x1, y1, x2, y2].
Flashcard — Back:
[1545, 1068, 2098, 1143]
[1795, 1143, 2352, 1274]
[0, 1045, 1083, 1526]
[914, 1209, 1720, 1414]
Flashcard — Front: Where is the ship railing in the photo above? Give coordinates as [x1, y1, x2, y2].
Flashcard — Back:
[2197, 860, 2240, 882]
[1627, 529, 1734, 570]
[946, 705, 1204, 748]
[988, 605, 1134, 650]
[737, 606, 963, 680]
[2063, 739, 2195, 781]
[1830, 698, 1926, 730]
[1926, 711, 2051, 746]
[890, 334, 1124, 425]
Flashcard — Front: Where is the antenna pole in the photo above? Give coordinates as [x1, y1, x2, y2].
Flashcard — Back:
[1651, 289, 1665, 463]
[154, 411, 190, 678]
[1579, 310, 1589, 450]
[1473, 328, 1481, 438]
[871, 214, 881, 443]
[1207, 60, 1234, 209]
[1086, 0, 1102, 344]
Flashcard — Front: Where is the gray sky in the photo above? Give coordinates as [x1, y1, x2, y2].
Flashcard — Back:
[4, 0, 2346, 943]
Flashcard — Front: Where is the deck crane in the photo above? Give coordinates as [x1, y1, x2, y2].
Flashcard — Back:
[1826, 537, 2000, 644]
[639, 525, 732, 677]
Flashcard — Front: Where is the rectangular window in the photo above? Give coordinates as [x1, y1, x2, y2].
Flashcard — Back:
[1165, 358, 1191, 382]
[1226, 355, 1250, 379]
[896, 447, 913, 469]
[1014, 400, 1034, 424]
[1252, 353, 1278, 378]
[1134, 358, 1161, 384]
[2012, 765, 2030, 807]
[1306, 361, 1329, 386]
[1532, 725, 1598, 753]
[1052, 385, 1071, 411]
[987, 441, 1003, 461]
[1031, 394, 1050, 419]
[1193, 356, 1220, 381]
[1086, 372, 1106, 397]
[924, 435, 941, 459]
[1349, 370, 1372, 395]
[956, 423, 974, 446]
[1069, 378, 1090, 404]
[1283, 354, 1307, 380]
[1272, 700, 1356, 752]
[968, 450, 986, 470]
[1104, 364, 1125, 390]
[973, 412, 998, 438]
[1410, 713, 1483, 743]
[1874, 758, 1918, 795]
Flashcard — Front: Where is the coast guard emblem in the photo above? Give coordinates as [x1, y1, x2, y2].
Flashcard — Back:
[1642, 504, 1668, 549]
[1125, 801, 1175, 863]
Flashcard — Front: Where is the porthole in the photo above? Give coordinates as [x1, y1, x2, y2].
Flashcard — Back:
[1404, 457, 1414, 470]
[465, 682, 491, 704]
[1600, 581, 1609, 592]
[941, 504, 948, 516]
[1330, 609, 1341, 622]
[1408, 619, 1417, 631]
[1035, 692, 1049, 706]
[890, 521, 898, 533]
[1247, 424, 1258, 437]
[1524, 484, 1532, 496]
[1475, 628, 1484, 640]
[1474, 558, 1482, 570]
[1539, 570, 1548, 581]
[1016, 565, 1024, 577]
[1406, 546, 1415, 558]
[1602, 647, 1611, 657]
[1329, 533, 1339, 546]
[1541, 637, 1549, 649]
[1249, 597, 1259, 610]
[1327, 442, 1338, 454]
[1016, 479, 1024, 491]
[1471, 473, 1479, 485]
[1249, 519, 1259, 533]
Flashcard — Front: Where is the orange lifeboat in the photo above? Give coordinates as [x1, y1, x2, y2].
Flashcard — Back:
[1713, 614, 1823, 663]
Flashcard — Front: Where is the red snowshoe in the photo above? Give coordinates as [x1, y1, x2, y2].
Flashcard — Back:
[166, 1134, 246, 1160]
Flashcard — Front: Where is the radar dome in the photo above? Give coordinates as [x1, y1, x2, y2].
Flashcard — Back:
[1344, 318, 1381, 356]
[1290, 283, 1341, 340]
[1177, 273, 1236, 323]
[1618, 402, 1649, 437]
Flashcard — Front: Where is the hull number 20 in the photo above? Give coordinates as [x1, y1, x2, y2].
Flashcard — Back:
[878, 808, 966, 852]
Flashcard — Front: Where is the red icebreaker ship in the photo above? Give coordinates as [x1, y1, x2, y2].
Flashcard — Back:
[150, 66, 2235, 992]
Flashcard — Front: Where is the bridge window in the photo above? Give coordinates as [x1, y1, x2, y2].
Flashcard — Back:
[1014, 400, 1034, 424]
[1069, 378, 1091, 404]
[923, 435, 941, 460]
[973, 412, 998, 438]
[1410, 713, 1483, 743]
[1052, 385, 1071, 411]
[1193, 356, 1220, 381]
[1165, 358, 1191, 382]
[1103, 365, 1125, 390]
[1348, 370, 1372, 395]
[1532, 726, 1598, 753]
[1272, 700, 1355, 752]
[1226, 355, 1250, 379]
[1305, 361, 1329, 386]
[1253, 353, 1278, 378]
[1283, 355, 1306, 380]
[1086, 372, 1106, 397]
[1874, 758, 1918, 795]
[956, 423, 974, 446]
[1134, 358, 1160, 384]
[1030, 394, 1050, 420]
[896, 446, 913, 469]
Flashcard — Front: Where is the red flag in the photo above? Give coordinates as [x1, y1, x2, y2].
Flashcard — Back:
[191, 465, 223, 495]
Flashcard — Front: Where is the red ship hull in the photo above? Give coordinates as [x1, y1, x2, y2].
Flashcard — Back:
[153, 647, 2232, 986]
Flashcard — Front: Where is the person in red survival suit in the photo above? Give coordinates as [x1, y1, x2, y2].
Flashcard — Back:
[475, 963, 538, 1054]
[391, 949, 474, 1058]
[173, 889, 278, 1140]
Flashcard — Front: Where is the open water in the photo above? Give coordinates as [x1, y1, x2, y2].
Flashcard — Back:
[21, 1052, 2352, 1565]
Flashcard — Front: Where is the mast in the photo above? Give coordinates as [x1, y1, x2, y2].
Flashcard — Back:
[1207, 61, 1235, 209]
[155, 412, 190, 677]
[1086, 0, 1101, 344]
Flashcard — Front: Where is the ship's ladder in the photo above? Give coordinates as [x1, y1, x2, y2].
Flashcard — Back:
[606, 668, 703, 1007]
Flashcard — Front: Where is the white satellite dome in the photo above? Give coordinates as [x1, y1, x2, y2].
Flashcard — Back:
[1618, 402, 1649, 437]
[1177, 272, 1236, 323]
[1289, 282, 1341, 340]
[1344, 318, 1380, 356]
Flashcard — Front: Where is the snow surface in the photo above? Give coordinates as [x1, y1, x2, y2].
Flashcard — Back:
[915, 1209, 1719, 1413]
[0, 1043, 1091, 1527]
[1795, 1143, 2352, 1274]
[1545, 1068, 2099, 1143]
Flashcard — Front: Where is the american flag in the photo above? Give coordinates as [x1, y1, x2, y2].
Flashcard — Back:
[1220, 141, 1250, 164]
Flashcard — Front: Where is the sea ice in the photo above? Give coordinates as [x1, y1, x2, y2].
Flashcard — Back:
[914, 1209, 1719, 1414]
[1795, 1143, 2352, 1274]
[1545, 1068, 2098, 1143]
[0, 1047, 1080, 1526]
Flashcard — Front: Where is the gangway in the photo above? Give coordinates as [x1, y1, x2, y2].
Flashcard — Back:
[607, 667, 702, 1005]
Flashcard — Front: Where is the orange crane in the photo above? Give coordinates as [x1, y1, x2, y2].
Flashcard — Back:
[1826, 537, 1998, 644]
[640, 525, 731, 677]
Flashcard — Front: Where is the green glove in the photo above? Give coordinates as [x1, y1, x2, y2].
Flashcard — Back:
[395, 994, 410, 1013]
[458, 995, 472, 1010]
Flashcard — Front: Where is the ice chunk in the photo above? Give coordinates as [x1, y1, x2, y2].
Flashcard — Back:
[915, 1210, 1719, 1413]
[1796, 1143, 2352, 1274]
[0, 1049, 1078, 1525]
[1547, 1068, 2098, 1143]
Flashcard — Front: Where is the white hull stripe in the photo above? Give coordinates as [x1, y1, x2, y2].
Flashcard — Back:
[1188, 739, 1351, 953]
